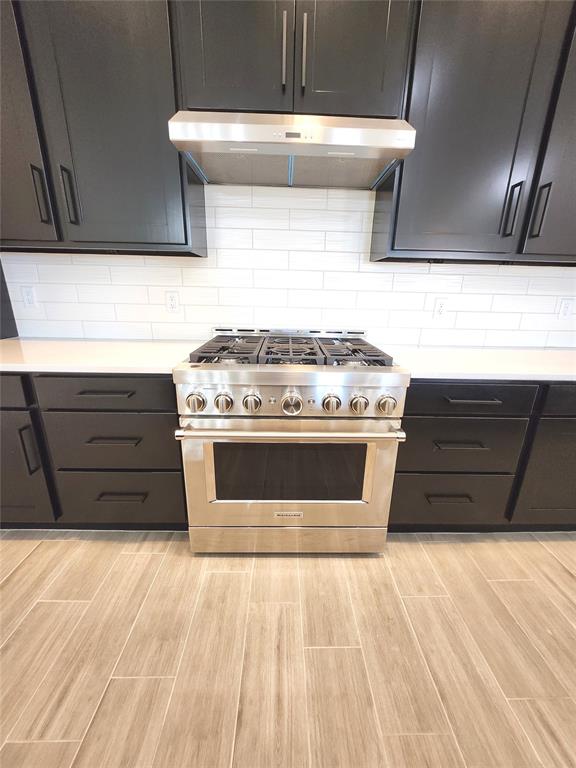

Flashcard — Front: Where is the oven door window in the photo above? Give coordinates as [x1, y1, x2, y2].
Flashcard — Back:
[212, 442, 367, 501]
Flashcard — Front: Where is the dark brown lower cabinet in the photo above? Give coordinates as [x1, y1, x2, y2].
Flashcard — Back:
[390, 474, 513, 527]
[0, 410, 55, 524]
[511, 418, 576, 525]
[54, 471, 186, 527]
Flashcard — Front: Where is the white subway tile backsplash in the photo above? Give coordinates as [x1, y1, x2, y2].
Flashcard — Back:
[3, 184, 574, 347]
[253, 229, 324, 251]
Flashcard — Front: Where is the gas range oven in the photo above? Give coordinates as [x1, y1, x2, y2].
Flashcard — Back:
[173, 330, 410, 553]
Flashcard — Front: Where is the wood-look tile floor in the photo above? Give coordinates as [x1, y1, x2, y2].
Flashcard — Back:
[0, 530, 575, 768]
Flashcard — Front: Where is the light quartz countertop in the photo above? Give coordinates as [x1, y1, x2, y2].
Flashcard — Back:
[1, 338, 575, 381]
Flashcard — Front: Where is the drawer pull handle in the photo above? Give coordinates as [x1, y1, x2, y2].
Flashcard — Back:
[444, 397, 503, 406]
[86, 437, 142, 447]
[77, 390, 136, 399]
[426, 494, 473, 505]
[96, 492, 148, 504]
[434, 440, 488, 451]
[18, 425, 41, 475]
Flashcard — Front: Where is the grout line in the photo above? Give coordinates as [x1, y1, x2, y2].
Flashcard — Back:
[303, 645, 362, 649]
[0, 541, 42, 586]
[5, 739, 82, 744]
[297, 555, 313, 768]
[228, 557, 255, 768]
[111, 675, 176, 680]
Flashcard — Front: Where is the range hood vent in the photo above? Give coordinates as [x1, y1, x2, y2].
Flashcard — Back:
[168, 111, 415, 190]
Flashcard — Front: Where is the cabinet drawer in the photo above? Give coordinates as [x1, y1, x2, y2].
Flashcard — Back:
[43, 412, 180, 470]
[405, 383, 538, 416]
[389, 474, 513, 526]
[397, 417, 528, 473]
[543, 385, 576, 416]
[55, 471, 186, 527]
[0, 375, 27, 409]
[34, 375, 176, 412]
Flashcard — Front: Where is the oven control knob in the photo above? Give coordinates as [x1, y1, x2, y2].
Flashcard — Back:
[214, 393, 233, 413]
[350, 395, 369, 415]
[281, 391, 303, 416]
[322, 394, 342, 414]
[186, 392, 207, 413]
[243, 393, 262, 414]
[376, 395, 397, 415]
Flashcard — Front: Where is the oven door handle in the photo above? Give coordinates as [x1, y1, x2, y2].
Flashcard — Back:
[175, 428, 406, 443]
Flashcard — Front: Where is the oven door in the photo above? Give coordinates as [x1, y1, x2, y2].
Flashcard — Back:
[176, 418, 405, 527]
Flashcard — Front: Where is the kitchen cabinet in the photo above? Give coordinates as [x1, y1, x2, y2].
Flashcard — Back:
[0, 375, 55, 526]
[173, 0, 414, 117]
[521, 24, 576, 262]
[0, 1, 57, 242]
[173, 0, 296, 112]
[390, 0, 571, 259]
[293, 0, 414, 117]
[14, 0, 190, 249]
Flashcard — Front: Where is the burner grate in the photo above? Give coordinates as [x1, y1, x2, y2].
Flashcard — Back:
[189, 335, 264, 363]
[258, 336, 324, 365]
[319, 337, 393, 367]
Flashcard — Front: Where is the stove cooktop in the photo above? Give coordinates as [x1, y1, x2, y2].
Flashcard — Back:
[189, 334, 393, 367]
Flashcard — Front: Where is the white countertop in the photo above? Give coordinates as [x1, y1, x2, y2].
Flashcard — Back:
[1, 338, 575, 380]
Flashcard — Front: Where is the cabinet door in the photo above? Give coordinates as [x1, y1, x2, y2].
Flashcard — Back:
[512, 418, 576, 525]
[0, 2, 57, 242]
[0, 410, 55, 524]
[19, 1, 186, 246]
[522, 26, 576, 261]
[394, 0, 570, 256]
[293, 0, 413, 117]
[174, 0, 295, 112]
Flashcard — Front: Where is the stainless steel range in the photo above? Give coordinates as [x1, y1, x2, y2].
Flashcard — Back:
[173, 330, 410, 553]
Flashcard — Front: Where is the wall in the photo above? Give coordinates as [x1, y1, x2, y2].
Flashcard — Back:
[1, 186, 575, 348]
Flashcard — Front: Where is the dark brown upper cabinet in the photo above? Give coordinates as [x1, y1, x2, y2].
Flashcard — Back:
[12, 0, 194, 250]
[293, 0, 414, 117]
[0, 1, 57, 242]
[390, 0, 572, 260]
[173, 0, 296, 113]
[173, 0, 414, 118]
[521, 23, 576, 262]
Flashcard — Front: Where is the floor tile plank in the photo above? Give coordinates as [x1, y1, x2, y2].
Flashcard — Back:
[0, 741, 79, 768]
[153, 572, 251, 768]
[492, 579, 576, 696]
[0, 536, 40, 583]
[114, 537, 205, 677]
[232, 603, 308, 768]
[420, 539, 566, 698]
[387, 535, 447, 596]
[71, 677, 172, 768]
[437, 534, 533, 581]
[305, 647, 386, 768]
[251, 555, 299, 603]
[533, 532, 576, 574]
[404, 595, 541, 767]
[509, 698, 576, 768]
[299, 556, 359, 647]
[0, 601, 86, 741]
[0, 539, 81, 645]
[9, 553, 163, 742]
[383, 734, 465, 768]
[345, 556, 449, 734]
[120, 531, 174, 553]
[202, 554, 254, 572]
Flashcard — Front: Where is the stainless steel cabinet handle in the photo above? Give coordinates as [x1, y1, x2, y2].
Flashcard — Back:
[176, 428, 406, 443]
[30, 164, 52, 224]
[96, 492, 148, 503]
[60, 165, 81, 225]
[528, 182, 552, 238]
[434, 440, 488, 451]
[281, 9, 288, 86]
[301, 12, 308, 89]
[444, 397, 503, 406]
[18, 424, 41, 475]
[86, 437, 142, 447]
[426, 494, 473, 505]
[500, 181, 523, 237]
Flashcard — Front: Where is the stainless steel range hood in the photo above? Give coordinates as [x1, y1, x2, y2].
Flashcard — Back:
[168, 111, 416, 189]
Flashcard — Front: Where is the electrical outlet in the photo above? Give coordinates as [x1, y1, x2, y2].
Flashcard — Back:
[433, 297, 448, 319]
[21, 285, 37, 307]
[165, 290, 180, 313]
[558, 298, 574, 319]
